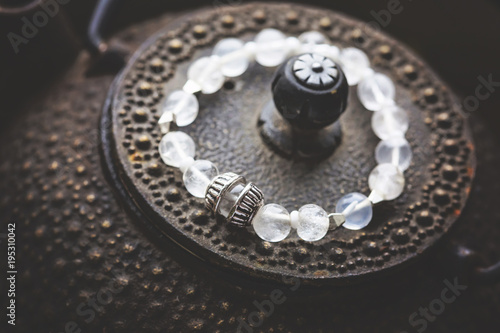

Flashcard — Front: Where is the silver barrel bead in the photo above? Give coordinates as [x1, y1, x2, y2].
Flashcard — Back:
[205, 172, 264, 227]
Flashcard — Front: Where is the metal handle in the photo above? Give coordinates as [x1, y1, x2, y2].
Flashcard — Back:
[447, 243, 500, 285]
[87, 0, 127, 74]
[87, 0, 120, 54]
[473, 256, 500, 284]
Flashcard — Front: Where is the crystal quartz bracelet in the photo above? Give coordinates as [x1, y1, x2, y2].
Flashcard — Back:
[157, 29, 412, 242]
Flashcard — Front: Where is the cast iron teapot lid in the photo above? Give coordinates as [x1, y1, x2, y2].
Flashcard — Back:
[101, 2, 476, 286]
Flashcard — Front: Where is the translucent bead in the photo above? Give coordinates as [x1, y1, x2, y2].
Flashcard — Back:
[358, 73, 395, 111]
[297, 204, 329, 242]
[368, 189, 384, 205]
[158, 111, 174, 134]
[213, 38, 249, 78]
[160, 90, 199, 127]
[312, 44, 340, 61]
[336, 193, 373, 230]
[243, 41, 257, 59]
[187, 55, 224, 94]
[285, 37, 301, 55]
[183, 160, 219, 198]
[179, 156, 195, 174]
[290, 210, 299, 229]
[299, 43, 315, 54]
[339, 47, 371, 86]
[159, 131, 195, 168]
[375, 137, 413, 171]
[183, 79, 201, 94]
[371, 105, 409, 140]
[254, 28, 288, 67]
[253, 204, 291, 242]
[219, 183, 246, 218]
[299, 31, 328, 45]
[368, 163, 405, 201]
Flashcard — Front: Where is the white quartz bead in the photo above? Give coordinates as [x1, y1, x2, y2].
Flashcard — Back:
[254, 29, 288, 67]
[312, 44, 340, 61]
[375, 137, 413, 171]
[252, 204, 292, 242]
[290, 210, 300, 229]
[299, 43, 315, 55]
[158, 111, 174, 134]
[213, 38, 249, 77]
[159, 131, 196, 168]
[183, 160, 219, 198]
[183, 79, 202, 94]
[368, 163, 405, 201]
[179, 156, 195, 174]
[368, 190, 384, 205]
[358, 73, 395, 111]
[187, 55, 224, 94]
[336, 193, 373, 230]
[371, 105, 409, 140]
[243, 41, 257, 59]
[296, 204, 329, 242]
[285, 37, 301, 55]
[339, 47, 371, 86]
[160, 90, 199, 127]
[299, 31, 328, 45]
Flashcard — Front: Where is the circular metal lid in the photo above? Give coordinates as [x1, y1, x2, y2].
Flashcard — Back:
[102, 3, 475, 285]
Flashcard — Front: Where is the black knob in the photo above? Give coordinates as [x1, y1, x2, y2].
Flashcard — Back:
[271, 53, 349, 130]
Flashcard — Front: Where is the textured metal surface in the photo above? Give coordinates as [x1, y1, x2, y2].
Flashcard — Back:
[105, 3, 475, 285]
[1, 3, 499, 333]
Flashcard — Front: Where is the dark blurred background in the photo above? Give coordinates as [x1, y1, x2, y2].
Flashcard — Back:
[0, 0, 499, 137]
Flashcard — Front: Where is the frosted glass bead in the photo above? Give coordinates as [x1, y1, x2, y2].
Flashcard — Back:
[183, 79, 202, 94]
[178, 156, 195, 174]
[243, 41, 257, 59]
[371, 105, 409, 140]
[158, 111, 174, 134]
[159, 131, 195, 168]
[300, 43, 338, 60]
[313, 44, 340, 61]
[254, 29, 288, 67]
[183, 160, 219, 198]
[368, 190, 384, 205]
[213, 38, 249, 77]
[299, 43, 315, 54]
[339, 47, 371, 86]
[297, 204, 329, 242]
[358, 73, 395, 111]
[375, 137, 413, 171]
[219, 183, 246, 218]
[253, 204, 291, 242]
[299, 31, 328, 45]
[368, 163, 405, 201]
[290, 210, 299, 229]
[336, 192, 373, 230]
[160, 90, 199, 127]
[285, 37, 301, 55]
[187, 56, 224, 94]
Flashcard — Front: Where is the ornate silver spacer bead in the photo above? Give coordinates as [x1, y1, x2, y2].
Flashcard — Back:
[228, 183, 264, 227]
